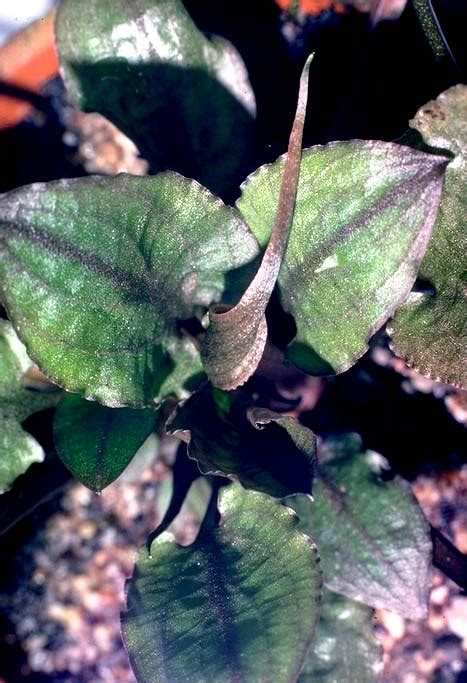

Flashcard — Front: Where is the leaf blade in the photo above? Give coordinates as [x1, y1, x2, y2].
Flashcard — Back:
[237, 141, 447, 375]
[0, 173, 259, 406]
[56, 0, 256, 197]
[168, 385, 317, 497]
[299, 588, 383, 683]
[123, 483, 322, 683]
[54, 393, 157, 492]
[390, 85, 467, 387]
[0, 320, 60, 493]
[287, 434, 432, 619]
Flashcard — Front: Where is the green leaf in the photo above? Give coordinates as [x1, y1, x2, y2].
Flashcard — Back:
[54, 393, 157, 492]
[0, 173, 259, 406]
[0, 320, 60, 493]
[167, 384, 317, 497]
[287, 434, 432, 619]
[390, 85, 467, 388]
[299, 588, 382, 683]
[55, 0, 255, 197]
[123, 483, 322, 683]
[237, 141, 447, 375]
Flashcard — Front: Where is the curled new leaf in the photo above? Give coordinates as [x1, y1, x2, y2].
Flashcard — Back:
[238, 140, 447, 376]
[201, 54, 314, 390]
[0, 173, 259, 406]
[167, 384, 317, 497]
[0, 321, 60, 493]
[123, 484, 322, 683]
[390, 85, 467, 388]
[287, 434, 432, 619]
[54, 393, 157, 492]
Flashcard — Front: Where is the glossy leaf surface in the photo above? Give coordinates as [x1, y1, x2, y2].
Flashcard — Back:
[300, 588, 382, 683]
[168, 384, 316, 497]
[54, 393, 157, 492]
[0, 321, 60, 493]
[390, 85, 467, 387]
[287, 434, 432, 619]
[56, 0, 255, 197]
[123, 484, 322, 683]
[0, 173, 259, 406]
[237, 141, 446, 375]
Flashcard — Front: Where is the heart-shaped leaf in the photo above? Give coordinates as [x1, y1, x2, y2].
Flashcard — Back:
[0, 320, 60, 493]
[167, 384, 317, 497]
[237, 141, 447, 375]
[287, 434, 432, 619]
[0, 173, 259, 406]
[390, 85, 467, 388]
[123, 483, 322, 683]
[299, 588, 382, 683]
[56, 0, 256, 197]
[54, 393, 157, 492]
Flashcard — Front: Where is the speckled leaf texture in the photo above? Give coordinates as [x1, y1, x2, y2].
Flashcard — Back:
[0, 321, 60, 493]
[54, 394, 157, 492]
[168, 385, 317, 497]
[55, 0, 256, 197]
[299, 588, 382, 683]
[123, 484, 322, 683]
[390, 85, 467, 387]
[287, 434, 432, 619]
[237, 141, 447, 376]
[0, 173, 259, 407]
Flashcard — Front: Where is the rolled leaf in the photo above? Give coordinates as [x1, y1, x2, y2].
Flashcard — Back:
[237, 141, 447, 376]
[390, 85, 467, 388]
[0, 173, 259, 406]
[287, 434, 432, 619]
[201, 54, 313, 389]
[54, 393, 157, 492]
[123, 483, 322, 683]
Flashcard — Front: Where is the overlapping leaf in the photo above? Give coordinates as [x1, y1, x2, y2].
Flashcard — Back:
[0, 173, 259, 406]
[299, 588, 382, 683]
[287, 434, 432, 619]
[0, 320, 60, 493]
[54, 394, 157, 492]
[237, 141, 446, 375]
[390, 85, 467, 387]
[56, 0, 256, 196]
[123, 484, 322, 683]
[168, 384, 316, 497]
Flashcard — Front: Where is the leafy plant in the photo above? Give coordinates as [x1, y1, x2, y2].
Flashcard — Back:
[0, 0, 465, 681]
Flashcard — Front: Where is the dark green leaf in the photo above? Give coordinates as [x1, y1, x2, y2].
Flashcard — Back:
[0, 320, 60, 493]
[237, 141, 446, 376]
[56, 0, 255, 197]
[0, 173, 259, 406]
[299, 588, 382, 683]
[167, 384, 317, 497]
[287, 434, 432, 619]
[54, 393, 157, 492]
[201, 55, 313, 389]
[123, 483, 322, 683]
[390, 85, 467, 387]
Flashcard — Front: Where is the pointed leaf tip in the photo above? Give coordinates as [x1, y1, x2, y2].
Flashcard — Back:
[201, 55, 314, 390]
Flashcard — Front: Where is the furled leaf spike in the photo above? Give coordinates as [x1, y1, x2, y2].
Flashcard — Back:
[201, 53, 314, 390]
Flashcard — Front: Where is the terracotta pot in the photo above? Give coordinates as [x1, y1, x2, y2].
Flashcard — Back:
[0, 9, 58, 129]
